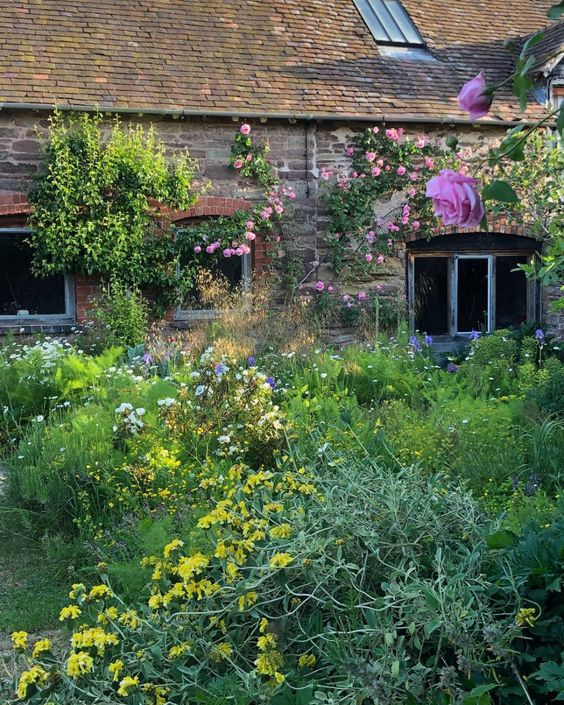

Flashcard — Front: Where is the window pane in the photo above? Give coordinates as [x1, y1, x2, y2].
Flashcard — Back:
[179, 254, 245, 310]
[496, 256, 528, 328]
[0, 232, 66, 316]
[353, 0, 423, 45]
[457, 258, 488, 332]
[414, 257, 448, 335]
[385, 0, 423, 44]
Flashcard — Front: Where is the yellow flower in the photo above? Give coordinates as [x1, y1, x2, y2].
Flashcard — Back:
[66, 651, 94, 679]
[269, 552, 293, 569]
[163, 538, 184, 559]
[108, 659, 124, 681]
[69, 583, 86, 600]
[269, 523, 292, 539]
[71, 627, 119, 655]
[16, 665, 49, 699]
[117, 675, 140, 697]
[168, 642, 191, 659]
[210, 642, 233, 662]
[11, 630, 28, 651]
[175, 552, 209, 581]
[118, 609, 140, 629]
[298, 653, 316, 668]
[238, 591, 259, 611]
[148, 593, 163, 610]
[259, 617, 269, 633]
[274, 671, 285, 684]
[516, 607, 537, 628]
[88, 584, 113, 601]
[32, 639, 52, 658]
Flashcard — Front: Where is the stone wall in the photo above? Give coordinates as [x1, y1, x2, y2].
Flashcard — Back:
[0, 109, 560, 336]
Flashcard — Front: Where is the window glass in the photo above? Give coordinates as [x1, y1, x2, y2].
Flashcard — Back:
[0, 231, 67, 316]
[496, 256, 528, 328]
[414, 257, 448, 334]
[457, 258, 489, 332]
[353, 0, 423, 45]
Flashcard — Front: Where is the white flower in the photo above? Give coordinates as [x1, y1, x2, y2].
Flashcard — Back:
[218, 435, 231, 444]
[33, 415, 45, 422]
[115, 402, 133, 414]
[157, 398, 176, 407]
[195, 385, 206, 397]
[135, 408, 146, 416]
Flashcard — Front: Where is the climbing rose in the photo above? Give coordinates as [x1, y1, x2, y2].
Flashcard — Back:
[233, 159, 244, 169]
[315, 281, 325, 291]
[240, 123, 251, 135]
[458, 72, 492, 120]
[426, 169, 485, 228]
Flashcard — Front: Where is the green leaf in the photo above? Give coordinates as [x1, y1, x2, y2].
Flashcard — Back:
[520, 31, 545, 58]
[391, 660, 400, 678]
[446, 135, 459, 151]
[487, 529, 519, 549]
[482, 180, 519, 203]
[548, 1, 564, 19]
[513, 73, 533, 111]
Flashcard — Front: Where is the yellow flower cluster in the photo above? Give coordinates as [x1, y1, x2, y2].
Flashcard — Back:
[16, 665, 49, 699]
[71, 626, 119, 655]
[515, 607, 537, 628]
[66, 651, 94, 678]
[11, 630, 28, 651]
[255, 621, 285, 684]
[117, 675, 139, 697]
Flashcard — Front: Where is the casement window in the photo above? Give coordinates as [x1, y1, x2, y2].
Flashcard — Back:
[174, 219, 251, 321]
[0, 228, 75, 322]
[353, 0, 423, 47]
[407, 234, 540, 336]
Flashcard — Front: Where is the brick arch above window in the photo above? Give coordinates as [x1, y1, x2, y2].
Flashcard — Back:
[406, 214, 535, 242]
[0, 193, 30, 226]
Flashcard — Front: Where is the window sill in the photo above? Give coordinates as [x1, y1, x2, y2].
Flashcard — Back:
[0, 320, 77, 335]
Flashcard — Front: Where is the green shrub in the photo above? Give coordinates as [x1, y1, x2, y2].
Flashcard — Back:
[95, 281, 149, 347]
[6, 456, 523, 705]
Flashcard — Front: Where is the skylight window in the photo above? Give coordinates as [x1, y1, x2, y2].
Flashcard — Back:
[354, 0, 424, 47]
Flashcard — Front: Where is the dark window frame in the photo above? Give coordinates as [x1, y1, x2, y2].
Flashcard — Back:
[408, 250, 539, 337]
[0, 227, 75, 323]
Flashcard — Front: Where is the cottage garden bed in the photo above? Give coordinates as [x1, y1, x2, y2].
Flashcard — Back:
[0, 324, 562, 705]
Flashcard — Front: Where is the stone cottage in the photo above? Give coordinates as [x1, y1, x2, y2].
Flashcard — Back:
[0, 0, 562, 337]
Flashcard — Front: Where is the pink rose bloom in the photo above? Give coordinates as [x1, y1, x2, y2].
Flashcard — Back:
[377, 159, 384, 167]
[397, 166, 406, 176]
[425, 157, 435, 169]
[223, 248, 232, 257]
[245, 231, 256, 240]
[352, 171, 359, 178]
[376, 284, 383, 292]
[365, 151, 376, 162]
[345, 146, 354, 156]
[366, 230, 376, 243]
[235, 247, 244, 256]
[412, 220, 420, 230]
[261, 207, 272, 219]
[426, 169, 485, 228]
[385, 165, 391, 171]
[275, 204, 284, 214]
[315, 281, 325, 291]
[328, 285, 334, 293]
[342, 294, 351, 303]
[240, 123, 251, 135]
[246, 220, 254, 229]
[377, 255, 385, 265]
[385, 128, 398, 141]
[407, 187, 417, 197]
[206, 245, 214, 254]
[233, 159, 244, 169]
[246, 154, 252, 161]
[372, 126, 380, 134]
[371, 167, 381, 177]
[194, 245, 202, 253]
[240, 244, 251, 254]
[358, 291, 366, 302]
[409, 172, 419, 181]
[416, 136, 428, 148]
[365, 253, 373, 262]
[458, 72, 492, 120]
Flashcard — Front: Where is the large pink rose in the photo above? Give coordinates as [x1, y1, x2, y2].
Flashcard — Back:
[458, 72, 492, 120]
[426, 169, 485, 228]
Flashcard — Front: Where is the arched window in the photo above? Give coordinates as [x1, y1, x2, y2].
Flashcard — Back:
[407, 233, 540, 336]
[173, 215, 251, 321]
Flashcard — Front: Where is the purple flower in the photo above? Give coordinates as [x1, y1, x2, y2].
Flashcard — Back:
[470, 329, 480, 341]
[524, 473, 541, 497]
[266, 376, 276, 389]
[143, 353, 153, 365]
[534, 328, 545, 343]
[446, 362, 459, 374]
[215, 363, 224, 376]
[424, 335, 433, 346]
[248, 356, 255, 367]
[409, 335, 421, 352]
[511, 474, 519, 490]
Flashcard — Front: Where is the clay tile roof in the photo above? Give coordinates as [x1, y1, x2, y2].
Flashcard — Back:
[0, 0, 560, 123]
[525, 21, 564, 74]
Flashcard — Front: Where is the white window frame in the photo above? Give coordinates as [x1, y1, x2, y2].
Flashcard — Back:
[174, 252, 251, 321]
[408, 251, 537, 337]
[0, 227, 75, 323]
